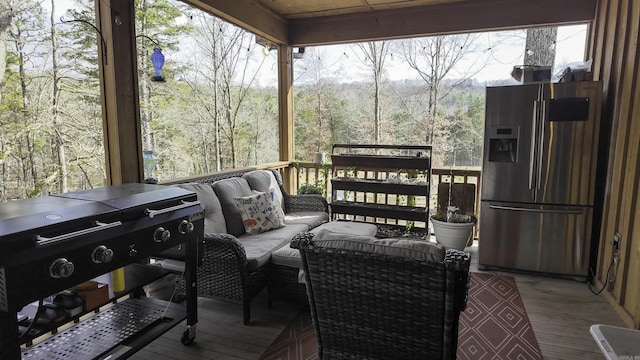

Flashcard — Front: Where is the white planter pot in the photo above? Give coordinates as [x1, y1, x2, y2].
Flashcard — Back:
[431, 217, 474, 250]
[314, 152, 326, 164]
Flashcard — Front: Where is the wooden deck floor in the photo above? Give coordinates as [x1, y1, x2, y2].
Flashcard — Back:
[130, 244, 626, 360]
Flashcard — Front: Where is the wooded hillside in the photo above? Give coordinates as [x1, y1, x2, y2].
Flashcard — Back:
[0, 0, 519, 201]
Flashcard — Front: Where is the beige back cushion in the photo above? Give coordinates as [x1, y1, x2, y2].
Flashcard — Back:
[212, 177, 253, 236]
[176, 183, 227, 234]
[242, 170, 285, 211]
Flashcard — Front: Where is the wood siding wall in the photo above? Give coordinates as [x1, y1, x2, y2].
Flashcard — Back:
[589, 0, 640, 327]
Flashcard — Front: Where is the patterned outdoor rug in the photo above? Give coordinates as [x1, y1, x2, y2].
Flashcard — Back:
[259, 272, 542, 360]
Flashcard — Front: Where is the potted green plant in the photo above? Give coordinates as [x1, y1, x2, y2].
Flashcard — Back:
[431, 206, 476, 250]
[430, 181, 477, 250]
[298, 183, 324, 195]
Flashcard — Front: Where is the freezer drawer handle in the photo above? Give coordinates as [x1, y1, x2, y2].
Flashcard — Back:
[35, 221, 123, 246]
[145, 200, 201, 219]
[489, 204, 583, 214]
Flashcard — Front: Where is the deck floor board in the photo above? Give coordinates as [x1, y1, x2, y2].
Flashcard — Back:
[129, 244, 625, 360]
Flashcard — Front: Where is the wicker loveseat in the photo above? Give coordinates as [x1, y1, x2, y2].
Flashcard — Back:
[291, 230, 471, 360]
[161, 169, 329, 324]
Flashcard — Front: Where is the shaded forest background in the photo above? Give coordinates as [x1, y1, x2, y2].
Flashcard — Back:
[0, 0, 569, 201]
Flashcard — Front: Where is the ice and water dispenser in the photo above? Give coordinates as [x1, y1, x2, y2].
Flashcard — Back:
[488, 125, 519, 162]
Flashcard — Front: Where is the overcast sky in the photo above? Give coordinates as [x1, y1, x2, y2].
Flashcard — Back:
[46, 1, 588, 86]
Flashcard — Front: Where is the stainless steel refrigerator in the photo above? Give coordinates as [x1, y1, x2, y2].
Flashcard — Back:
[478, 81, 604, 279]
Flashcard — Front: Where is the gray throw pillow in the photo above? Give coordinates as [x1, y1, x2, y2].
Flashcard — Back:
[242, 170, 285, 212]
[212, 177, 253, 236]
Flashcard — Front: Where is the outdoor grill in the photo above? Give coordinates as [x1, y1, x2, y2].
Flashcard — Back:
[0, 183, 204, 360]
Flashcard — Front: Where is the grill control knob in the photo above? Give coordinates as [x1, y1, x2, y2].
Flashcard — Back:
[92, 245, 114, 264]
[154, 227, 171, 242]
[178, 220, 195, 234]
[50, 258, 75, 278]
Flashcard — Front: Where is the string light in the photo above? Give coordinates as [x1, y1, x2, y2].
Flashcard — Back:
[60, 16, 108, 65]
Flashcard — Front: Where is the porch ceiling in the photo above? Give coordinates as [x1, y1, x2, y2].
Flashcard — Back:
[256, 0, 466, 19]
[186, 0, 597, 46]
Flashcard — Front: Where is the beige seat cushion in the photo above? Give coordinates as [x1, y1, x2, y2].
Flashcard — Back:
[238, 224, 309, 271]
[284, 212, 330, 229]
[310, 221, 377, 236]
[312, 229, 445, 263]
[272, 221, 378, 268]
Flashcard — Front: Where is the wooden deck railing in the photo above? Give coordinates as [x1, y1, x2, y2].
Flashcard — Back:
[161, 161, 481, 237]
[293, 162, 481, 236]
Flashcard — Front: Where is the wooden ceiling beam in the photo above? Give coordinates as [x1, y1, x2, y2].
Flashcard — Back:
[184, 0, 289, 44]
[289, 0, 597, 46]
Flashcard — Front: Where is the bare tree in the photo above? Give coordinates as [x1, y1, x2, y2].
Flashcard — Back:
[187, 14, 266, 169]
[50, 0, 67, 193]
[402, 34, 484, 145]
[293, 48, 349, 159]
[355, 41, 390, 144]
[6, 0, 46, 197]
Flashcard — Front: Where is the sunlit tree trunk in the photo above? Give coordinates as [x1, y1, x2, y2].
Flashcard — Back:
[50, 0, 67, 193]
[0, 3, 12, 104]
[138, 0, 154, 152]
[0, 3, 12, 200]
[14, 28, 38, 194]
[356, 41, 389, 144]
[524, 26, 557, 67]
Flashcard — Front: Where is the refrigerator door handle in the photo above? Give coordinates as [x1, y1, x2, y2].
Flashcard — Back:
[537, 99, 547, 190]
[489, 204, 584, 215]
[530, 100, 539, 190]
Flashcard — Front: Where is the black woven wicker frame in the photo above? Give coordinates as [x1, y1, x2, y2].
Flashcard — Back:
[267, 264, 309, 305]
[291, 233, 471, 360]
[179, 169, 328, 324]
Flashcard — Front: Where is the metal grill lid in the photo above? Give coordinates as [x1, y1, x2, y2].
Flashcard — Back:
[54, 183, 197, 221]
[0, 183, 197, 251]
[0, 196, 119, 250]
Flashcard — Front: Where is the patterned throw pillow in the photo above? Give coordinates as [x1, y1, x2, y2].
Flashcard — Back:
[234, 190, 286, 234]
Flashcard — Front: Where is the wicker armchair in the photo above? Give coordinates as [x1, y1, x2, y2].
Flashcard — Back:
[291, 232, 471, 360]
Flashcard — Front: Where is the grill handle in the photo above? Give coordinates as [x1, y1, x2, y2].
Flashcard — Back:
[35, 221, 123, 246]
[145, 200, 201, 219]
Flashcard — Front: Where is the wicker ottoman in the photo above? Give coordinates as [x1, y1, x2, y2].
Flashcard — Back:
[268, 221, 378, 304]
